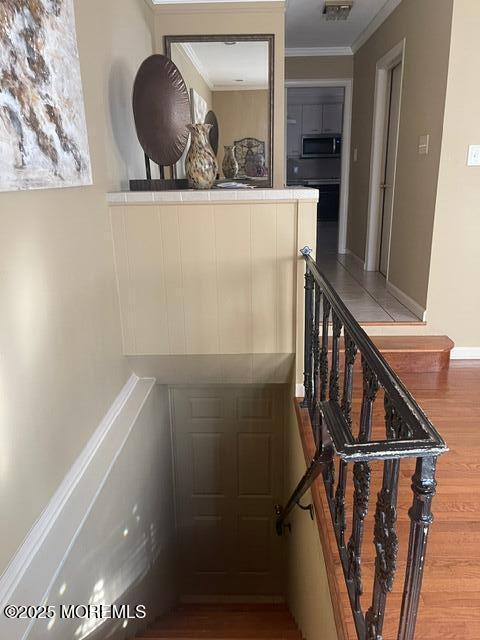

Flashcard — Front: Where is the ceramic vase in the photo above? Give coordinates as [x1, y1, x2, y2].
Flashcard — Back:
[185, 123, 218, 189]
[222, 145, 238, 179]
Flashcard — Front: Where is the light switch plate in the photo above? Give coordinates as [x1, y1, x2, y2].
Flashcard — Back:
[467, 145, 480, 166]
[418, 135, 430, 155]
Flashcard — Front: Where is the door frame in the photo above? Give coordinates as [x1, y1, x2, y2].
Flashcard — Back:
[364, 39, 405, 272]
[285, 78, 353, 254]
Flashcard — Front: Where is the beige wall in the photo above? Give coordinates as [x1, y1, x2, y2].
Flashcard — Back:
[426, 0, 480, 348]
[0, 0, 153, 573]
[213, 90, 269, 170]
[154, 1, 285, 187]
[171, 42, 212, 113]
[347, 0, 453, 308]
[110, 198, 316, 358]
[285, 55, 353, 80]
[285, 389, 337, 640]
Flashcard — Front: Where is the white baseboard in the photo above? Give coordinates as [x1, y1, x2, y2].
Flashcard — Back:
[0, 374, 155, 640]
[386, 280, 426, 321]
[344, 248, 366, 269]
[451, 347, 480, 360]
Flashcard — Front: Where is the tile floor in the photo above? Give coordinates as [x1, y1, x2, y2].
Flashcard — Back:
[316, 221, 421, 323]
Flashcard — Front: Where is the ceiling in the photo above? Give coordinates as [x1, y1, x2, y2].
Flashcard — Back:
[152, 0, 402, 56]
[287, 0, 400, 53]
[174, 41, 269, 90]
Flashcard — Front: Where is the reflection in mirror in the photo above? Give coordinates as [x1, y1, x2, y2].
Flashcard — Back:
[166, 36, 273, 188]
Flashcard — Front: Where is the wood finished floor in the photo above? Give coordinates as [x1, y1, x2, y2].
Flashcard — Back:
[296, 361, 480, 640]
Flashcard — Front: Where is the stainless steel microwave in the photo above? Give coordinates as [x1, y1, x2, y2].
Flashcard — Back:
[301, 135, 341, 158]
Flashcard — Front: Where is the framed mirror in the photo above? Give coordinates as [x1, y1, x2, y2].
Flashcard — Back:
[165, 34, 274, 188]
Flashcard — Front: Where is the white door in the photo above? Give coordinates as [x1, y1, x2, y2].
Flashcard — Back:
[171, 385, 285, 596]
[322, 103, 343, 134]
[379, 63, 402, 276]
[302, 104, 323, 134]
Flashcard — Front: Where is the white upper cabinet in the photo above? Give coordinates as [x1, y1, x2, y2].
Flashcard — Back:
[302, 104, 323, 134]
[322, 103, 343, 134]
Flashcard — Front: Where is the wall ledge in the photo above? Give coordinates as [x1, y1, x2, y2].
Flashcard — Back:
[107, 187, 319, 205]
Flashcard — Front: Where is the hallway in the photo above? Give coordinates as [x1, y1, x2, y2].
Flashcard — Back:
[316, 222, 420, 323]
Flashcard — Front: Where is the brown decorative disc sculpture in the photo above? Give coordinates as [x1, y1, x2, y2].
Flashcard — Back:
[132, 54, 191, 167]
[204, 110, 219, 157]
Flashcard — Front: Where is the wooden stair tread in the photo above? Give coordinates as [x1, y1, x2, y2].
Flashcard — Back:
[333, 334, 454, 353]
[369, 335, 454, 353]
[329, 334, 454, 373]
[138, 603, 303, 640]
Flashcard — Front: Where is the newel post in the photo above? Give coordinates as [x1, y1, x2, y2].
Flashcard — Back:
[398, 456, 437, 640]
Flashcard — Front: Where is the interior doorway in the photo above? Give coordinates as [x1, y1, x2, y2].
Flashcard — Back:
[379, 61, 402, 276]
[170, 385, 286, 597]
[284, 79, 353, 255]
[364, 39, 405, 274]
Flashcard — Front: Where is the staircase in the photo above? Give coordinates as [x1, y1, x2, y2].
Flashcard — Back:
[136, 604, 303, 639]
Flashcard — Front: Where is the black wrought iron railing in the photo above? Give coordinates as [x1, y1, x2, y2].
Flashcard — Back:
[276, 247, 448, 640]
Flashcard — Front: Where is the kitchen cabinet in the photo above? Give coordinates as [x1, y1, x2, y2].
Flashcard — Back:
[287, 101, 344, 157]
[300, 103, 344, 135]
[302, 104, 323, 134]
[322, 103, 343, 134]
[287, 105, 302, 157]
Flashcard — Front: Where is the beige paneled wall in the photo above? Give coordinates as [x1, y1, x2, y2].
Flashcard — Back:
[0, 0, 153, 573]
[154, 2, 285, 187]
[426, 0, 480, 348]
[213, 90, 270, 171]
[347, 0, 454, 308]
[111, 199, 317, 357]
[285, 55, 353, 80]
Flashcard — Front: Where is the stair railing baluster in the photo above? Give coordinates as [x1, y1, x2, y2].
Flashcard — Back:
[311, 283, 322, 446]
[301, 264, 314, 410]
[335, 332, 357, 547]
[320, 296, 331, 402]
[398, 456, 438, 640]
[346, 357, 379, 612]
[365, 457, 400, 640]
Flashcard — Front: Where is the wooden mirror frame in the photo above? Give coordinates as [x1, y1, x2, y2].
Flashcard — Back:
[165, 34, 275, 188]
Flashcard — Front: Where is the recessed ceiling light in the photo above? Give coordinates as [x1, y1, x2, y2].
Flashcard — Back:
[235, 79, 244, 82]
[323, 0, 353, 21]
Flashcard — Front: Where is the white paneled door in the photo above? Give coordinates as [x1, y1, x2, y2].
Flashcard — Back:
[171, 385, 286, 596]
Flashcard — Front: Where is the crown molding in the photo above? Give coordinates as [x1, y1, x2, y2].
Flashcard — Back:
[213, 84, 269, 91]
[152, 0, 281, 3]
[352, 0, 403, 53]
[177, 42, 214, 89]
[152, 1, 285, 14]
[285, 46, 353, 57]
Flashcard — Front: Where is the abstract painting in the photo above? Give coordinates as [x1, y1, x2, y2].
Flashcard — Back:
[0, 0, 92, 192]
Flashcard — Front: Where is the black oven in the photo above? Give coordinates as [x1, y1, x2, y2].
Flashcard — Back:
[301, 135, 341, 158]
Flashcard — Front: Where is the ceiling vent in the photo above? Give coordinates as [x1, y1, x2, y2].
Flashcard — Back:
[323, 0, 354, 21]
